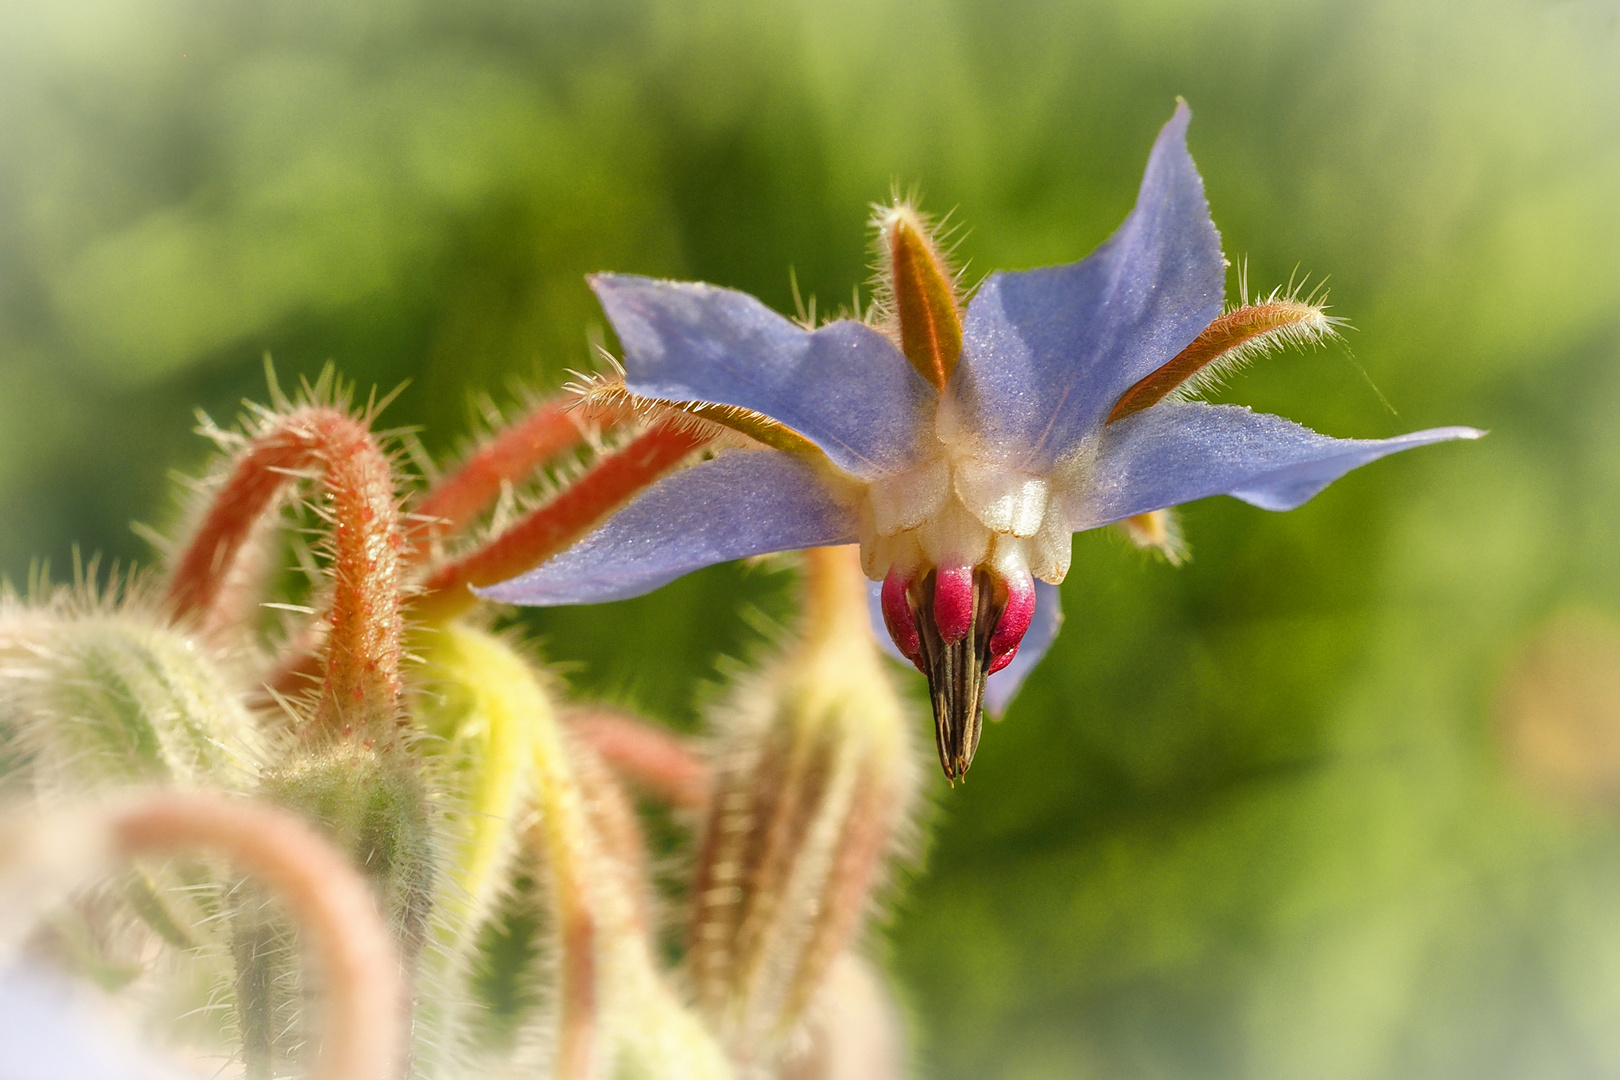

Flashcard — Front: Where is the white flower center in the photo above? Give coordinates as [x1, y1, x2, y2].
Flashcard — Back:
[857, 446, 1075, 586]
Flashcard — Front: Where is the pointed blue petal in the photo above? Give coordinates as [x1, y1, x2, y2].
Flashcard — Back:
[592, 274, 935, 479]
[955, 102, 1225, 469]
[984, 580, 1064, 717]
[1069, 402, 1484, 528]
[865, 579, 1064, 717]
[477, 450, 858, 606]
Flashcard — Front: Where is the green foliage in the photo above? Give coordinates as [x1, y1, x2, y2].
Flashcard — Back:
[3, 1, 1620, 1077]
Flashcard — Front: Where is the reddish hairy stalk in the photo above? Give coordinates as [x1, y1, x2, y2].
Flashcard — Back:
[1107, 299, 1334, 423]
[410, 397, 626, 556]
[111, 793, 403, 1080]
[166, 407, 405, 736]
[567, 735, 655, 934]
[566, 707, 710, 810]
[413, 422, 710, 623]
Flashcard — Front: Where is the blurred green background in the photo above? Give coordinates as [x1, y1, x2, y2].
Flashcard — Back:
[4, 0, 1620, 1076]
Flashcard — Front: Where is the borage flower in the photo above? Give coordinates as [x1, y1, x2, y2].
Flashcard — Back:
[481, 103, 1480, 781]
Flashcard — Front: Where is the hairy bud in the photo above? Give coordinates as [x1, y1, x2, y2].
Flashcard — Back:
[688, 546, 917, 1067]
[246, 747, 433, 1077]
[0, 606, 264, 795]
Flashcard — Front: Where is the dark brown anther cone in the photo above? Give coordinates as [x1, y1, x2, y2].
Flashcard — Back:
[911, 569, 1005, 782]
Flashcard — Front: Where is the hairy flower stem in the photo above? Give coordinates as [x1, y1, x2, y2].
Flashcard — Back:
[413, 422, 710, 623]
[110, 793, 403, 1080]
[566, 707, 710, 811]
[423, 625, 600, 1078]
[166, 407, 405, 738]
[410, 397, 626, 553]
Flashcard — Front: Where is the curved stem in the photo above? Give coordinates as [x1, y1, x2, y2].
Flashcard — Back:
[111, 793, 403, 1080]
[412, 422, 710, 623]
[410, 397, 625, 555]
[565, 707, 710, 811]
[166, 408, 405, 737]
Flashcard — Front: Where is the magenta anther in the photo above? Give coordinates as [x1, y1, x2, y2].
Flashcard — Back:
[932, 563, 975, 644]
[880, 569, 924, 669]
[986, 567, 1035, 672]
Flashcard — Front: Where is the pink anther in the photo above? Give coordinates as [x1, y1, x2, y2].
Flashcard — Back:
[987, 567, 1036, 673]
[932, 563, 975, 644]
[880, 569, 924, 669]
[987, 643, 1019, 675]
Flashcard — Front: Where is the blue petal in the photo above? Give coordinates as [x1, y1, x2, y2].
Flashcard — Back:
[478, 449, 858, 605]
[864, 579, 1064, 717]
[984, 580, 1064, 717]
[1069, 402, 1484, 528]
[592, 274, 936, 479]
[955, 102, 1225, 469]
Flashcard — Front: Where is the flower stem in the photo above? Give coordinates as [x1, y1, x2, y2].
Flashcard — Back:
[566, 707, 710, 810]
[410, 397, 624, 555]
[110, 793, 403, 1080]
[165, 408, 405, 737]
[413, 422, 709, 623]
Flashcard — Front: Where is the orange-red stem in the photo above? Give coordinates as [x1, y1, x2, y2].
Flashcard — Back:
[166, 408, 404, 736]
[410, 398, 626, 557]
[566, 707, 710, 810]
[412, 422, 710, 623]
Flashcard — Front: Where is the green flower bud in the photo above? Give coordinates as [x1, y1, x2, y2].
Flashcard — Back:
[247, 745, 435, 1078]
[688, 547, 918, 1068]
[0, 604, 265, 1010]
[0, 606, 265, 793]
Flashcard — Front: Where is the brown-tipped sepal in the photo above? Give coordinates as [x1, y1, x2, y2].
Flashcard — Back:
[1107, 293, 1341, 423]
[875, 203, 963, 390]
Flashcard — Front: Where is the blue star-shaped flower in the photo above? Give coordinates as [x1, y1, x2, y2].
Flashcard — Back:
[480, 103, 1479, 779]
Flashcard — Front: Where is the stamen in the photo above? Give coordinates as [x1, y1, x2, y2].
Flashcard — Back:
[1107, 296, 1340, 423]
[931, 563, 975, 644]
[875, 203, 963, 391]
[880, 569, 923, 669]
[988, 644, 1019, 675]
[987, 568, 1035, 672]
[904, 564, 1041, 780]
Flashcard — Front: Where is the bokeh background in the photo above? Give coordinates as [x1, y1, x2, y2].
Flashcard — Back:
[4, 0, 1620, 1077]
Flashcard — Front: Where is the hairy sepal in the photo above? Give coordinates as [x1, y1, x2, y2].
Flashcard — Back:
[872, 201, 964, 391]
[1107, 293, 1341, 423]
[688, 547, 917, 1066]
